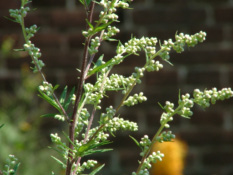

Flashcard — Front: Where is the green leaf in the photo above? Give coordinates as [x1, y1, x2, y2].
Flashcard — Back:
[13, 48, 26, 52]
[64, 87, 75, 110]
[88, 53, 131, 77]
[53, 84, 60, 91]
[40, 113, 57, 118]
[86, 0, 92, 5]
[93, 54, 104, 69]
[144, 48, 149, 62]
[0, 124, 4, 129]
[180, 114, 191, 119]
[4, 16, 18, 23]
[38, 89, 62, 113]
[83, 148, 113, 156]
[62, 131, 76, 147]
[78, 140, 112, 157]
[129, 135, 143, 151]
[86, 19, 94, 29]
[107, 38, 118, 42]
[60, 86, 68, 105]
[89, 164, 105, 175]
[79, 0, 84, 5]
[12, 163, 20, 175]
[158, 102, 164, 110]
[51, 156, 66, 168]
[93, 21, 113, 33]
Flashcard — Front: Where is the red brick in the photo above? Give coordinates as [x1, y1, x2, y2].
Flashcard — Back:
[146, 69, 178, 86]
[148, 28, 182, 42]
[41, 51, 81, 69]
[180, 129, 230, 145]
[154, 0, 187, 4]
[190, 0, 228, 3]
[188, 26, 224, 43]
[68, 33, 85, 49]
[172, 48, 233, 65]
[50, 9, 86, 28]
[190, 110, 224, 126]
[133, 7, 206, 26]
[31, 33, 64, 49]
[186, 69, 220, 87]
[203, 150, 233, 166]
[64, 70, 80, 87]
[144, 87, 180, 107]
[32, 0, 66, 7]
[147, 109, 182, 129]
[0, 12, 21, 29]
[6, 56, 31, 70]
[215, 7, 233, 23]
[0, 0, 20, 10]
[24, 11, 51, 27]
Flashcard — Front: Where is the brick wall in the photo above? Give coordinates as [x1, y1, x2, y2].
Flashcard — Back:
[1, 0, 233, 174]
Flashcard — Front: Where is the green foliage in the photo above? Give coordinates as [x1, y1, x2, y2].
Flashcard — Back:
[4, 0, 233, 175]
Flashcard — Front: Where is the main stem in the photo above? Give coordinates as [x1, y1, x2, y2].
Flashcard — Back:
[65, 2, 95, 175]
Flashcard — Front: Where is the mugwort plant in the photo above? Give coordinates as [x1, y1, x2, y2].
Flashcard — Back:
[2, 0, 233, 174]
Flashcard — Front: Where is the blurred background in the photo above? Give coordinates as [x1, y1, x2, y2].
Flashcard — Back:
[0, 0, 233, 175]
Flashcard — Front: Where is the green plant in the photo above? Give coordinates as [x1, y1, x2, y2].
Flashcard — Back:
[3, 0, 233, 175]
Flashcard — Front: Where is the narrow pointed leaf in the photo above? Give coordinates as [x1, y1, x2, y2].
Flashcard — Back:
[86, 0, 92, 5]
[53, 84, 60, 91]
[4, 16, 18, 23]
[40, 113, 57, 118]
[64, 87, 75, 110]
[59, 86, 68, 105]
[86, 19, 94, 29]
[51, 156, 66, 168]
[62, 131, 75, 147]
[89, 164, 105, 175]
[13, 163, 20, 174]
[13, 48, 25, 52]
[129, 135, 140, 148]
[0, 124, 4, 129]
[83, 148, 113, 156]
[158, 102, 164, 110]
[38, 90, 61, 113]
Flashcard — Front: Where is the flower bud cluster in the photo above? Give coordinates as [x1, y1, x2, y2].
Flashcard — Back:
[156, 131, 175, 143]
[89, 37, 101, 55]
[116, 1, 130, 8]
[103, 26, 120, 40]
[124, 92, 147, 107]
[123, 37, 157, 55]
[9, 7, 30, 23]
[139, 135, 151, 157]
[146, 60, 163, 72]
[25, 24, 38, 40]
[160, 101, 175, 126]
[133, 151, 164, 175]
[98, 0, 131, 24]
[132, 67, 145, 79]
[159, 31, 207, 61]
[38, 81, 53, 96]
[104, 117, 138, 133]
[100, 106, 116, 124]
[86, 92, 103, 109]
[193, 88, 233, 108]
[76, 108, 90, 134]
[76, 160, 98, 173]
[24, 41, 44, 73]
[177, 93, 194, 118]
[3, 155, 18, 175]
[50, 133, 61, 144]
[54, 114, 65, 121]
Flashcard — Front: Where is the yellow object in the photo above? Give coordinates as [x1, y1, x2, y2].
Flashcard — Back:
[150, 138, 187, 175]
